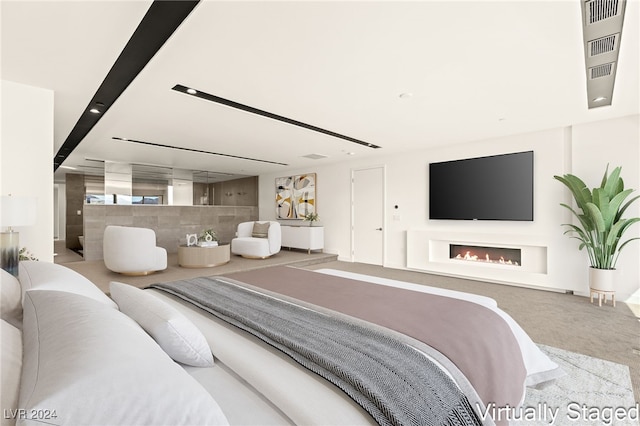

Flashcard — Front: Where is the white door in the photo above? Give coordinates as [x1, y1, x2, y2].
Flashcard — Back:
[352, 166, 384, 265]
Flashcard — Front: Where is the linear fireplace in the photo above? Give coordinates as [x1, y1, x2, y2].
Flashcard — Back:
[450, 244, 521, 266]
[407, 230, 549, 287]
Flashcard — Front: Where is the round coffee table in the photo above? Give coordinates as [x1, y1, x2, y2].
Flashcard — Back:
[177, 244, 230, 268]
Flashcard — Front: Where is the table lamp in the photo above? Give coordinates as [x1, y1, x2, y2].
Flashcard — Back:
[1, 195, 37, 276]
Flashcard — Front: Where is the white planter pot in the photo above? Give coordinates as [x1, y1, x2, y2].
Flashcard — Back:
[589, 267, 616, 292]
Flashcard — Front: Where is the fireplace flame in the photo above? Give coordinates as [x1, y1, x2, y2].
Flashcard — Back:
[454, 250, 519, 266]
[460, 250, 478, 261]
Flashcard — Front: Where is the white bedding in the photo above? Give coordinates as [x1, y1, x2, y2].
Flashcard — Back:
[148, 268, 562, 425]
[5, 261, 562, 426]
[183, 361, 294, 425]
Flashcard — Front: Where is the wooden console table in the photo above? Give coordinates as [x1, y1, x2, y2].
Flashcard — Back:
[178, 244, 230, 268]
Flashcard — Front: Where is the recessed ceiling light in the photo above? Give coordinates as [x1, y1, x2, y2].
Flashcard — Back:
[89, 108, 100, 114]
[593, 96, 607, 102]
[398, 92, 413, 99]
[186, 88, 197, 95]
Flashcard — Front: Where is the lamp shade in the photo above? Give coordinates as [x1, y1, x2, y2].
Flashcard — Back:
[0, 195, 37, 228]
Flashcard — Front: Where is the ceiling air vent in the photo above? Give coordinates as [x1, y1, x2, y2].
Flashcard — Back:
[302, 153, 329, 160]
[585, 0, 620, 24]
[588, 33, 620, 56]
[589, 62, 615, 79]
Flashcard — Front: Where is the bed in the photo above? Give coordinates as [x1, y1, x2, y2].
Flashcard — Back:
[2, 262, 563, 426]
[148, 266, 563, 426]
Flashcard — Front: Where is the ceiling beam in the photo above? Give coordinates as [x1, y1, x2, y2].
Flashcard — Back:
[172, 84, 382, 150]
[53, 0, 200, 171]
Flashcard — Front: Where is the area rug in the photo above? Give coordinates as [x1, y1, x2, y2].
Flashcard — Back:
[511, 345, 638, 425]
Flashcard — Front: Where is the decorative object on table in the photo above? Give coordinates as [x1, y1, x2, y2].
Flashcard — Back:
[1, 195, 37, 276]
[554, 165, 640, 294]
[276, 173, 316, 219]
[186, 233, 198, 247]
[303, 212, 320, 226]
[197, 228, 219, 247]
[18, 247, 38, 261]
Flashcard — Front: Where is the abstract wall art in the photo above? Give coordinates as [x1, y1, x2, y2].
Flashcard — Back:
[276, 173, 316, 219]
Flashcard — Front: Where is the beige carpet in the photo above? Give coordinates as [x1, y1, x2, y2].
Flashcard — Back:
[59, 249, 338, 294]
[58, 248, 639, 402]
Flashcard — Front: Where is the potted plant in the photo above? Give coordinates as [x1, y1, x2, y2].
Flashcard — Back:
[198, 228, 219, 246]
[554, 166, 640, 291]
[303, 212, 320, 226]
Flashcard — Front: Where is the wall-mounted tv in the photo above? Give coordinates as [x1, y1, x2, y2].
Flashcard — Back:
[429, 151, 534, 221]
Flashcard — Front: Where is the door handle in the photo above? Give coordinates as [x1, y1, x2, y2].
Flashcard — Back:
[375, 228, 383, 231]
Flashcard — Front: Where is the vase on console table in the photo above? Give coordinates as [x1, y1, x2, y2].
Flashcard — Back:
[303, 212, 319, 227]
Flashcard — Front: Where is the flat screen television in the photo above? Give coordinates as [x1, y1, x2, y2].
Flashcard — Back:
[429, 151, 534, 221]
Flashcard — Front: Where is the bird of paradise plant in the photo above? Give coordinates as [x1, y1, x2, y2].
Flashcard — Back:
[554, 165, 640, 269]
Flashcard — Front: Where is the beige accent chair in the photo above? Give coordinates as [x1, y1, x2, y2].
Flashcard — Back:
[231, 221, 281, 259]
[103, 226, 167, 275]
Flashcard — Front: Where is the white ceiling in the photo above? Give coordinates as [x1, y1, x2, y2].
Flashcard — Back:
[2, 1, 638, 184]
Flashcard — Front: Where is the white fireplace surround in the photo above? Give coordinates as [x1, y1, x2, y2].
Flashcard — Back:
[407, 229, 549, 288]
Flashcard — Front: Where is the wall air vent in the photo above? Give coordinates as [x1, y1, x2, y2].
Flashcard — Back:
[588, 33, 620, 56]
[585, 0, 620, 24]
[589, 62, 615, 79]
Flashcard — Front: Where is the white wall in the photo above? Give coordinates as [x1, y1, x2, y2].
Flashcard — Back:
[1, 80, 54, 262]
[259, 114, 639, 301]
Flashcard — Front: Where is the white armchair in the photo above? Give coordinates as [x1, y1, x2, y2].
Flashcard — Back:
[103, 226, 167, 275]
[231, 221, 281, 259]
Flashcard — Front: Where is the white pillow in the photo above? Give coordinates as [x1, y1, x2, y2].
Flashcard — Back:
[1, 319, 22, 426]
[110, 281, 214, 367]
[18, 261, 117, 309]
[0, 269, 22, 328]
[20, 290, 228, 425]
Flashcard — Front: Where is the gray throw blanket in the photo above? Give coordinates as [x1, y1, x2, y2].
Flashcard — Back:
[152, 277, 482, 426]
